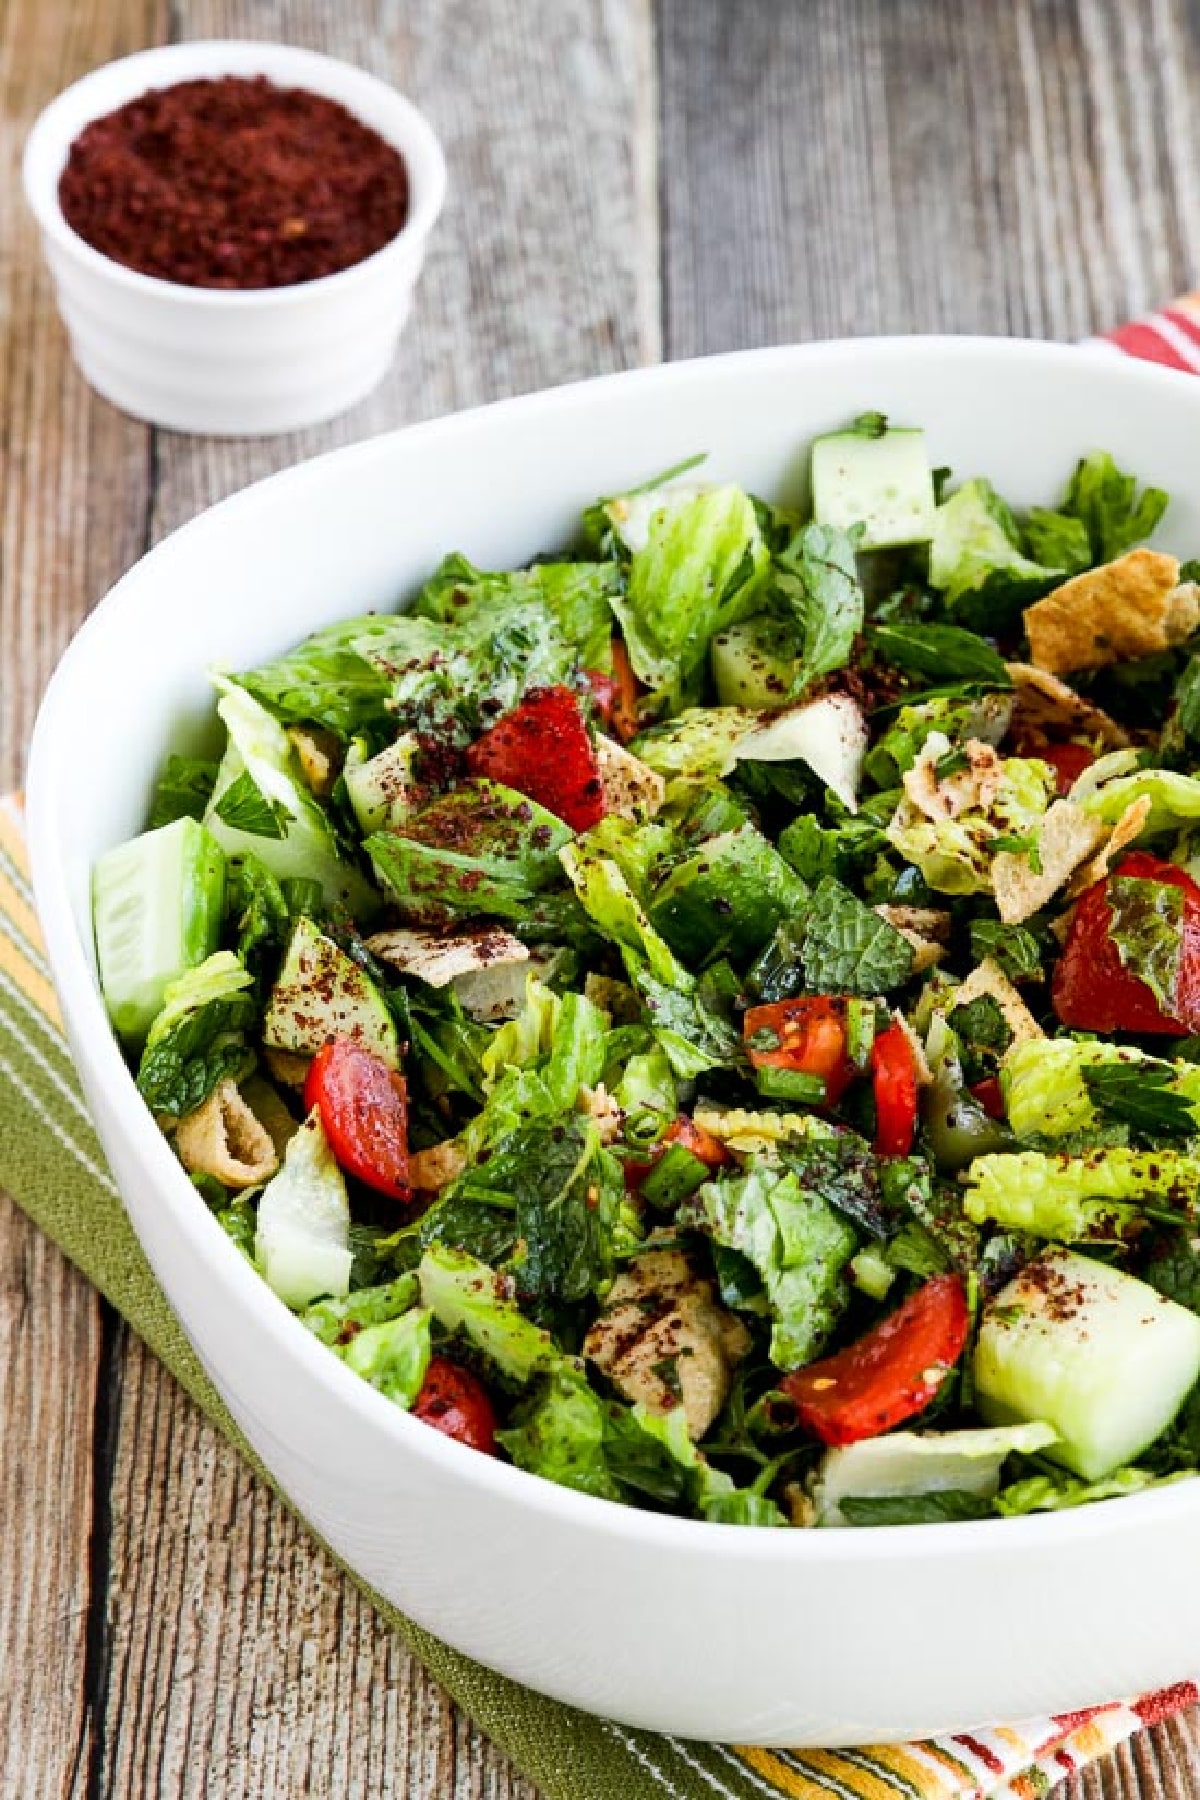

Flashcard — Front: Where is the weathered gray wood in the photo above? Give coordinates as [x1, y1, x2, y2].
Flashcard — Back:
[658, 0, 1200, 356]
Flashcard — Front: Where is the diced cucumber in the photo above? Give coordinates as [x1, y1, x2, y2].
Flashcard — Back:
[812, 1422, 1057, 1527]
[975, 1249, 1200, 1481]
[648, 824, 809, 965]
[711, 616, 800, 710]
[264, 916, 399, 1069]
[810, 425, 936, 549]
[255, 1110, 352, 1309]
[93, 816, 225, 1043]
[344, 732, 423, 834]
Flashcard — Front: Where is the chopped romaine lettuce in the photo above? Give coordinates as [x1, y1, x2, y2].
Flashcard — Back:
[255, 1111, 353, 1310]
[688, 1163, 857, 1368]
[135, 951, 256, 1119]
[609, 485, 769, 711]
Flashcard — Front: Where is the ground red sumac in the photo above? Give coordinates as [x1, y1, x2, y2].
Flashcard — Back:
[58, 75, 409, 289]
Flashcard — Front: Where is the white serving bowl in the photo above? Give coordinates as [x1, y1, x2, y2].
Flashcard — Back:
[22, 41, 446, 435]
[26, 338, 1200, 1745]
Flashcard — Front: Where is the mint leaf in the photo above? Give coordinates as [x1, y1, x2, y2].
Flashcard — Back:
[968, 919, 1046, 982]
[868, 623, 1011, 687]
[214, 769, 289, 839]
[778, 522, 865, 698]
[840, 1490, 996, 1526]
[1108, 874, 1183, 1014]
[1082, 1064, 1196, 1139]
[136, 991, 256, 1118]
[797, 876, 914, 995]
[148, 755, 220, 829]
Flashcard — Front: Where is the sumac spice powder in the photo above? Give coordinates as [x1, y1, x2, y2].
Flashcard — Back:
[58, 75, 409, 289]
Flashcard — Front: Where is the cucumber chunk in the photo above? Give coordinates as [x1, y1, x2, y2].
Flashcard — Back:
[93, 817, 225, 1043]
[264, 916, 400, 1069]
[711, 615, 800, 710]
[974, 1249, 1200, 1481]
[344, 732, 423, 834]
[811, 425, 936, 550]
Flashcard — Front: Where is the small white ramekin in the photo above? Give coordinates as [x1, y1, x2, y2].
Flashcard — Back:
[23, 41, 447, 436]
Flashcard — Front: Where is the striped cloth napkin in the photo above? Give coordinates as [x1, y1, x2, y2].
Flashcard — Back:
[5, 308, 1200, 1800]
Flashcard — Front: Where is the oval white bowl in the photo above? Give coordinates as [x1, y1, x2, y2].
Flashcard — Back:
[26, 337, 1200, 1745]
[22, 41, 447, 435]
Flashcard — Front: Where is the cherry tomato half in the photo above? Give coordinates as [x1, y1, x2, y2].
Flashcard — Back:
[304, 1037, 412, 1202]
[413, 1357, 497, 1455]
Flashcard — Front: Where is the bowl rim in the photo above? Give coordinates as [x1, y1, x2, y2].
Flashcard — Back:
[27, 332, 1200, 1561]
[21, 38, 448, 309]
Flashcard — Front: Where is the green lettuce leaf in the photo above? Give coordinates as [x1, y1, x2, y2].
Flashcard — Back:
[235, 616, 395, 739]
[498, 1369, 622, 1501]
[1079, 767, 1200, 838]
[610, 486, 770, 710]
[687, 1162, 857, 1368]
[1108, 873, 1184, 1013]
[1022, 508, 1093, 575]
[929, 478, 1062, 632]
[417, 1244, 571, 1384]
[995, 1465, 1161, 1515]
[413, 553, 621, 671]
[340, 1306, 433, 1409]
[1056, 449, 1169, 563]
[775, 521, 865, 698]
[962, 1147, 1200, 1240]
[302, 1274, 422, 1347]
[135, 951, 256, 1118]
[204, 681, 376, 916]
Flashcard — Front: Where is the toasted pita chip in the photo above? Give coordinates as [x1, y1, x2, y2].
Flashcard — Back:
[892, 1009, 934, 1085]
[875, 905, 951, 974]
[1023, 549, 1181, 676]
[175, 1078, 279, 1189]
[992, 800, 1108, 924]
[903, 736, 1006, 822]
[952, 959, 1044, 1044]
[1064, 794, 1154, 898]
[1005, 663, 1130, 750]
[594, 735, 666, 818]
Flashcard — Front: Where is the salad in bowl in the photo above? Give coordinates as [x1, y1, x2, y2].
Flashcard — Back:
[92, 411, 1200, 1532]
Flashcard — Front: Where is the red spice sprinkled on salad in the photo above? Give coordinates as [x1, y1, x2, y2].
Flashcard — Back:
[58, 75, 408, 289]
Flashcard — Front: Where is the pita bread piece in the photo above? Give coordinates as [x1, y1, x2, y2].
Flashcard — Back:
[992, 799, 1108, 924]
[1005, 663, 1130, 750]
[1023, 550, 1184, 676]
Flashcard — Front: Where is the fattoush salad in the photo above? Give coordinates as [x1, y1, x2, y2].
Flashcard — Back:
[93, 416, 1200, 1526]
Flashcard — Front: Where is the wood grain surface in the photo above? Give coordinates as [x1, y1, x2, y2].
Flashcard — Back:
[2, 2, 1200, 1796]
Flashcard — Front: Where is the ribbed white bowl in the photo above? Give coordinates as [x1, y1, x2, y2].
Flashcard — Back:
[23, 41, 446, 435]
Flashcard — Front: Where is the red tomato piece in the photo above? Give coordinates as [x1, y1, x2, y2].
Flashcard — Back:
[623, 1113, 731, 1190]
[969, 1076, 1006, 1120]
[466, 685, 606, 833]
[779, 1274, 970, 1446]
[303, 1037, 412, 1202]
[742, 996, 857, 1105]
[664, 1113, 732, 1168]
[412, 1357, 497, 1455]
[1038, 742, 1096, 797]
[870, 1022, 919, 1157]
[1052, 850, 1200, 1035]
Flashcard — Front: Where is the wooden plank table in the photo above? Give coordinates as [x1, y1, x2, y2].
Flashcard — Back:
[3, 2, 1200, 1793]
